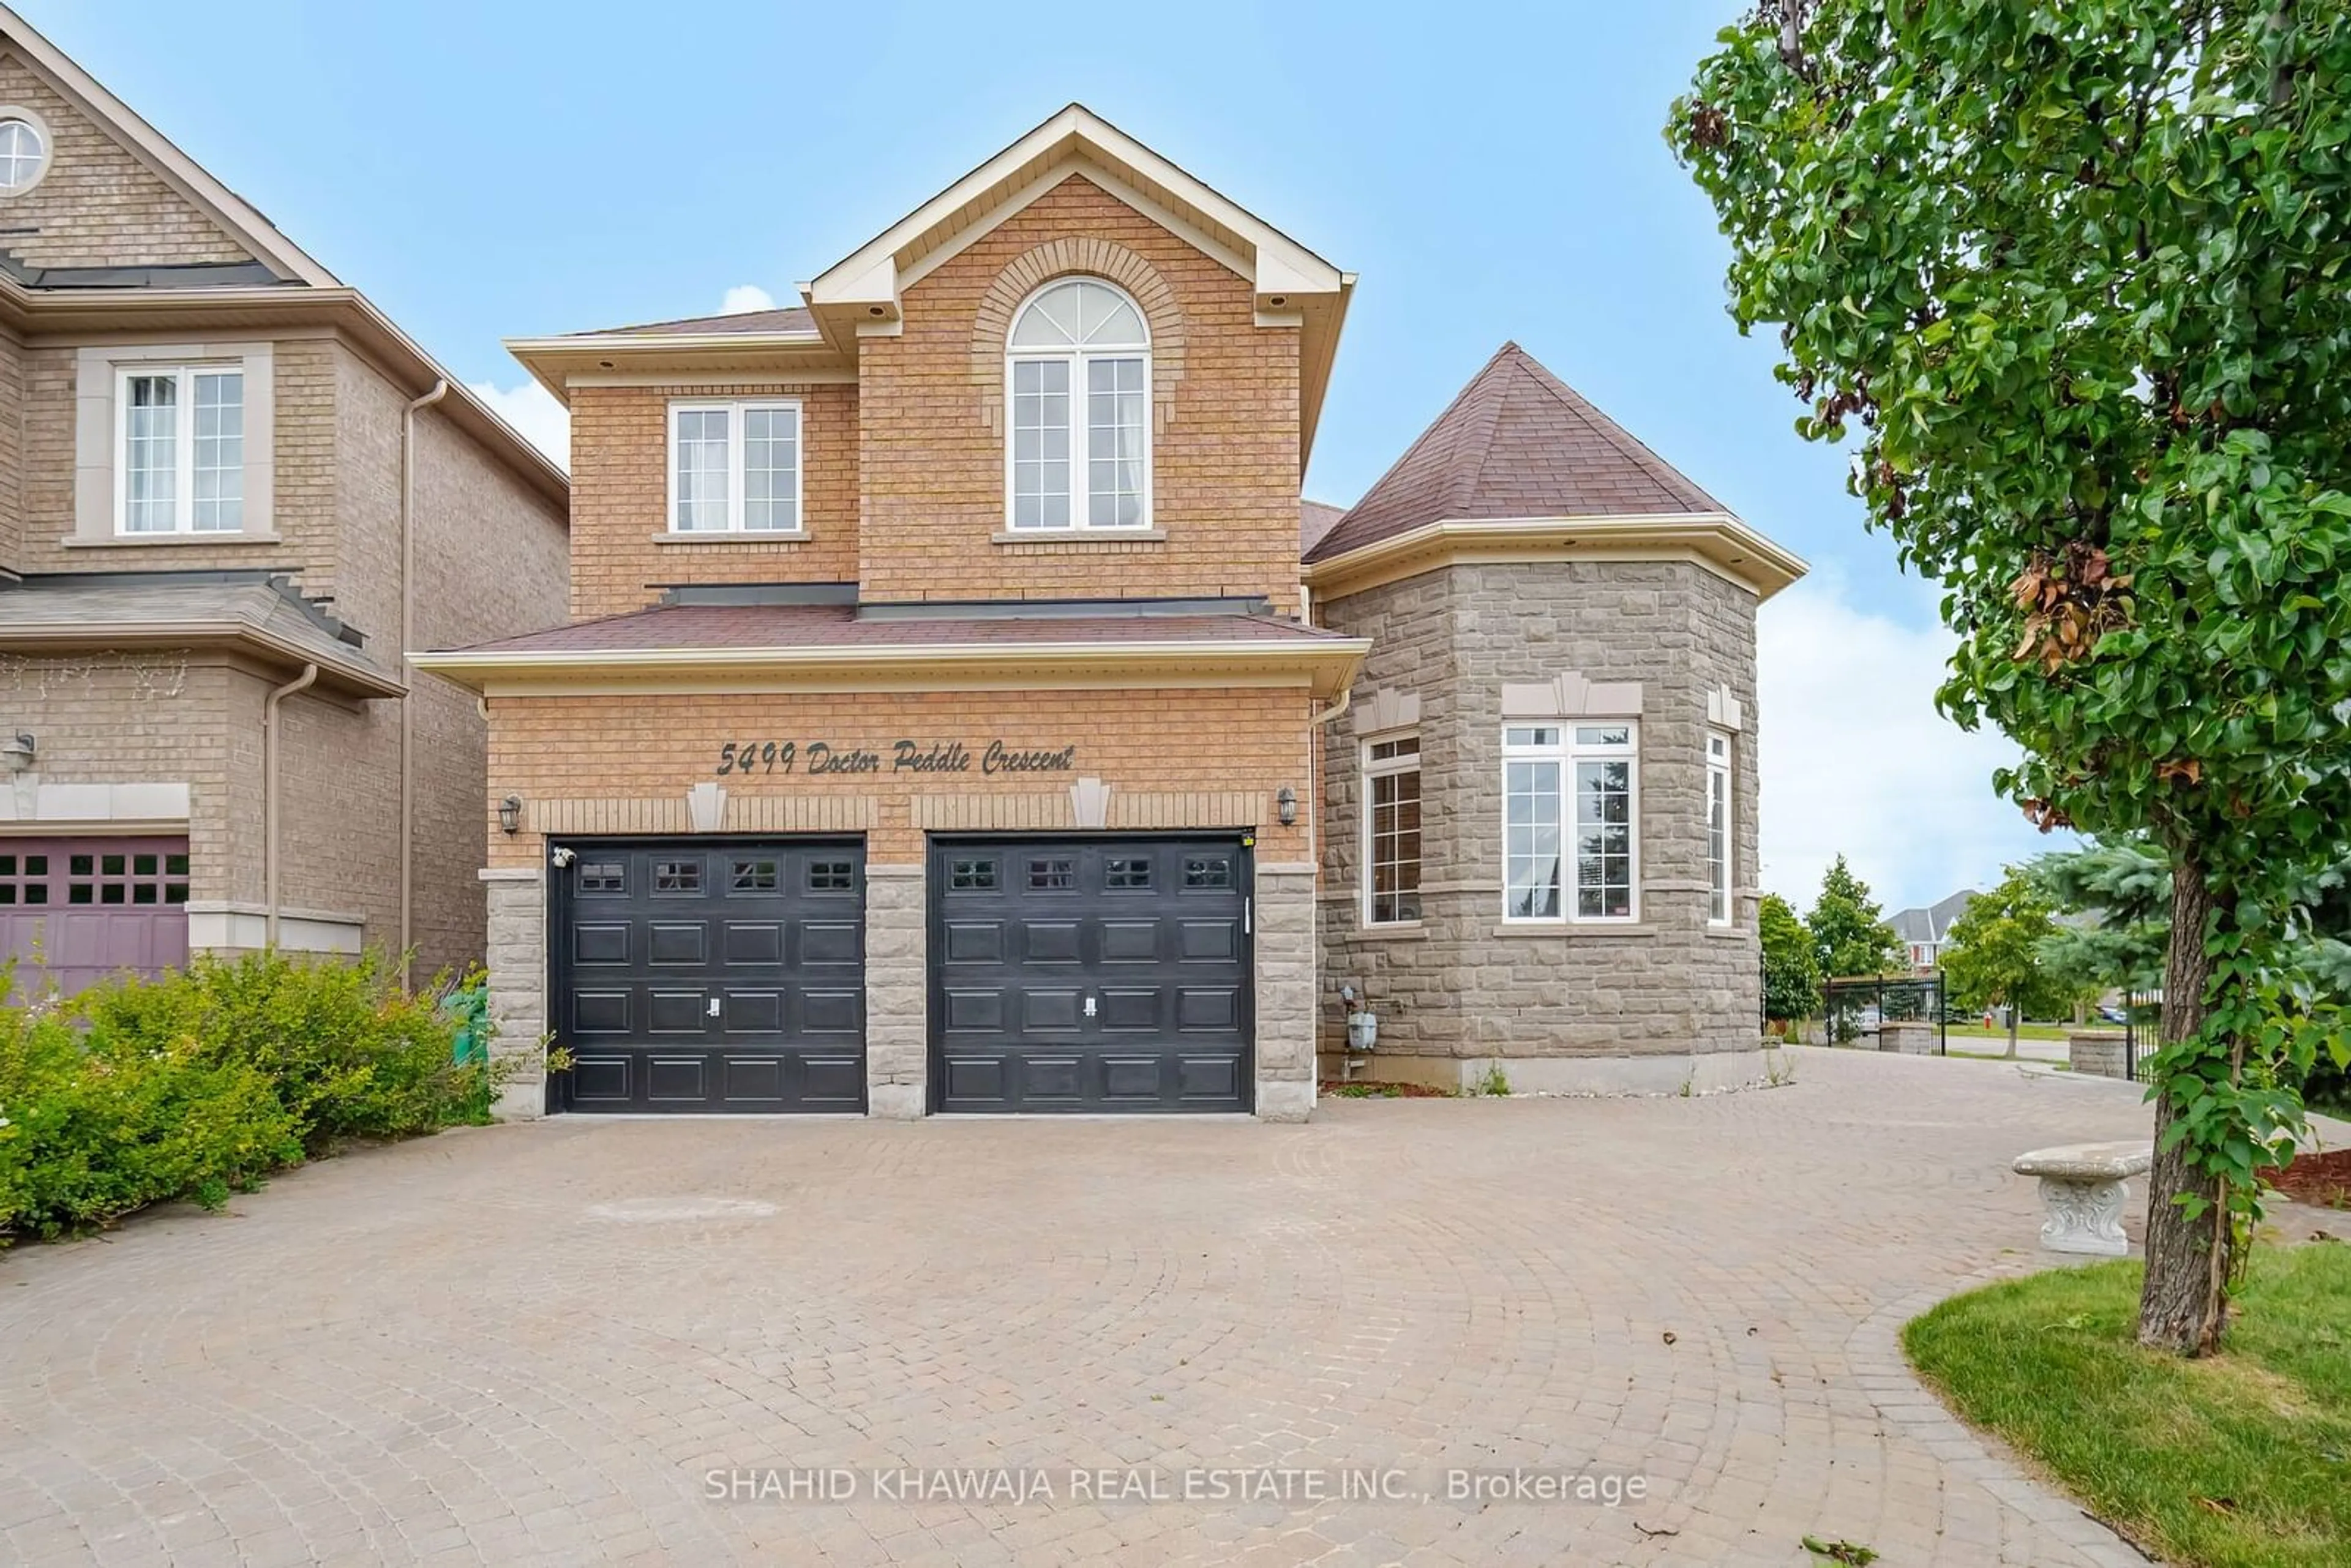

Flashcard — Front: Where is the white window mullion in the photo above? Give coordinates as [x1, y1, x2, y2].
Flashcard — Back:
[727, 417, 748, 531]
[174, 378, 197, 533]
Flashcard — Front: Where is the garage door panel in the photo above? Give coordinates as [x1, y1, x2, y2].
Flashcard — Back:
[647, 1057, 708, 1101]
[648, 923, 707, 965]
[552, 838, 866, 1113]
[1, 837, 190, 999]
[724, 990, 782, 1032]
[572, 990, 630, 1033]
[943, 921, 1003, 964]
[573, 923, 631, 965]
[723, 923, 782, 964]
[929, 836, 1250, 1114]
[800, 921, 860, 966]
[802, 988, 861, 1035]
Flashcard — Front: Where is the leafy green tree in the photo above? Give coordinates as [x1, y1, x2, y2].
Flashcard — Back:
[1673, 0, 2351, 1354]
[1760, 893, 1824, 1025]
[1942, 871, 2074, 1057]
[1806, 855, 1905, 980]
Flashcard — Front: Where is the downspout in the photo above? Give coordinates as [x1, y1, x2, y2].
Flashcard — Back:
[399, 378, 450, 987]
[1302, 686, 1351, 867]
[263, 662, 320, 949]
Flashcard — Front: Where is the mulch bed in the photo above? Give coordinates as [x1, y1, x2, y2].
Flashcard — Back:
[2274, 1147, 2351, 1209]
[1318, 1080, 1454, 1099]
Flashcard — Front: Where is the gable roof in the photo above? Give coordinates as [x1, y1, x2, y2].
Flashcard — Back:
[0, 3, 337, 287]
[1889, 888, 1982, 945]
[1307, 343, 1725, 564]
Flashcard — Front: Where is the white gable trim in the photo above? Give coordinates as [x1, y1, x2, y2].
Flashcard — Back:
[898, 161, 1254, 293]
[809, 103, 1341, 310]
[0, 2, 339, 287]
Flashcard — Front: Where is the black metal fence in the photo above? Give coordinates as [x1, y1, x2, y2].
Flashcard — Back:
[1820, 972, 1948, 1054]
[2120, 989, 2161, 1081]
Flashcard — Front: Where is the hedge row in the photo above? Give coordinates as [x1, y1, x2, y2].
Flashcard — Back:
[0, 951, 494, 1244]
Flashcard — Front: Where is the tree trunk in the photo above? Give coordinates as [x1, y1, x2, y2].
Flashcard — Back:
[2137, 853, 2229, 1356]
[2005, 1003, 2019, 1060]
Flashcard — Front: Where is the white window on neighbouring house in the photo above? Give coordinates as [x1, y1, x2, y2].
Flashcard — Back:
[1005, 277, 1150, 531]
[116, 367, 245, 535]
[1707, 730, 1733, 926]
[1503, 722, 1639, 923]
[0, 117, 47, 192]
[669, 399, 802, 534]
[1361, 732, 1422, 925]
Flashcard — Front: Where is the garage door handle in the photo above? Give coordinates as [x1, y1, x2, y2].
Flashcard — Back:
[1245, 898, 1253, 935]
[706, 997, 721, 1018]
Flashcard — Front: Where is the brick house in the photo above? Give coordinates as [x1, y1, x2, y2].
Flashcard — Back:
[416, 105, 1802, 1120]
[0, 5, 568, 991]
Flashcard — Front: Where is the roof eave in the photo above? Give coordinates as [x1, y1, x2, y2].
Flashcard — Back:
[411, 637, 1371, 700]
[0, 621, 403, 699]
[503, 334, 852, 406]
[1303, 514, 1812, 602]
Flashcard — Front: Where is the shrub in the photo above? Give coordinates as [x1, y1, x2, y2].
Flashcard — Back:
[1, 951, 492, 1245]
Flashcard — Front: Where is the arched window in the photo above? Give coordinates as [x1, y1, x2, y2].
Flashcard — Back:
[1006, 277, 1150, 530]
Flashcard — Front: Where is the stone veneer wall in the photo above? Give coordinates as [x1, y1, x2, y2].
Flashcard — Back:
[1253, 863, 1317, 1120]
[1318, 560, 1766, 1090]
[481, 867, 547, 1120]
[865, 866, 926, 1118]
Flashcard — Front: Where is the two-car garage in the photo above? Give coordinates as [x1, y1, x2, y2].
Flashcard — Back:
[547, 833, 1254, 1116]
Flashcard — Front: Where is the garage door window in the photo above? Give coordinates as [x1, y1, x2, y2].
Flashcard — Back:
[1183, 854, 1233, 889]
[950, 858, 998, 891]
[1026, 856, 1076, 891]
[729, 857, 779, 891]
[809, 860, 857, 892]
[1106, 857, 1152, 890]
[65, 850, 190, 906]
[653, 858, 703, 894]
[0, 853, 51, 905]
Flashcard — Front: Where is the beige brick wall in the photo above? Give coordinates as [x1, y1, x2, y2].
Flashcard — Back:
[0, 327, 22, 569]
[484, 685, 1317, 869]
[0, 652, 236, 894]
[857, 177, 1302, 604]
[12, 335, 340, 583]
[0, 51, 253, 270]
[568, 381, 857, 621]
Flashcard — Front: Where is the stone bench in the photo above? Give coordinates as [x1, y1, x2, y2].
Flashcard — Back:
[2013, 1141, 2153, 1256]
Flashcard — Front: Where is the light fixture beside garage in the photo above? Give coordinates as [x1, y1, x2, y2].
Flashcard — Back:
[1, 732, 33, 773]
[498, 794, 522, 835]
[1277, 784, 1297, 827]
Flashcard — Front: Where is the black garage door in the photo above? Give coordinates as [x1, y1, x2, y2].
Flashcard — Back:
[552, 838, 864, 1112]
[930, 835, 1252, 1113]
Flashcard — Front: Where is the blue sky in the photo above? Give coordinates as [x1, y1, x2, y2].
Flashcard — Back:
[23, 0, 2066, 914]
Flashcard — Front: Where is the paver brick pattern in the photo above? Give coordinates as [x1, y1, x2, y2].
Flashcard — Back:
[0, 1049, 2193, 1566]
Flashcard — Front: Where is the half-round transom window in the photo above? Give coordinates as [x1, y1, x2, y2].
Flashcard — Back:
[0, 118, 48, 194]
[1006, 277, 1151, 530]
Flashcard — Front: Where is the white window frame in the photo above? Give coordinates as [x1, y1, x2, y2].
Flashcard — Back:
[1003, 277, 1153, 533]
[1501, 721, 1641, 925]
[1360, 731, 1423, 928]
[1707, 730, 1733, 926]
[665, 397, 804, 536]
[112, 364, 247, 536]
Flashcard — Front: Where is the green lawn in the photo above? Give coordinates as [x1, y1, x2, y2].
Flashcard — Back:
[1904, 1245, 2351, 1567]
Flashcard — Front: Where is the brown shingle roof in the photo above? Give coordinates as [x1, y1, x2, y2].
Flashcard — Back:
[1304, 342, 1725, 563]
[576, 306, 819, 338]
[1299, 499, 1346, 556]
[450, 602, 1352, 658]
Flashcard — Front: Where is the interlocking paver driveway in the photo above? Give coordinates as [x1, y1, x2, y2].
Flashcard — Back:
[2, 1048, 2263, 1566]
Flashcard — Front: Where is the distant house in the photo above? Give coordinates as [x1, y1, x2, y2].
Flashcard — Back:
[1890, 888, 1979, 972]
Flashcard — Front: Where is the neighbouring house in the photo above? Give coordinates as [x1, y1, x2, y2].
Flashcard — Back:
[0, 5, 568, 994]
[1890, 888, 1980, 973]
[414, 104, 1804, 1120]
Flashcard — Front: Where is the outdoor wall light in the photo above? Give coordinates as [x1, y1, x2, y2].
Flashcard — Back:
[498, 794, 523, 835]
[1277, 784, 1297, 827]
[0, 732, 32, 774]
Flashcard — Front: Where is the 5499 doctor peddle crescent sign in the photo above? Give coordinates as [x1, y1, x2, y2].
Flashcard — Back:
[714, 738, 1079, 778]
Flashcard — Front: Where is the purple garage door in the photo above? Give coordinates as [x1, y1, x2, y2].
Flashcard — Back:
[0, 838, 190, 998]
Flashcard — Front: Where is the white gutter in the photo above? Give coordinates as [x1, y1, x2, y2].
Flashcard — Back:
[262, 663, 320, 949]
[411, 636, 1373, 677]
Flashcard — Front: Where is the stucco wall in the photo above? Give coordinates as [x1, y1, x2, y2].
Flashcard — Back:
[1317, 560, 1763, 1065]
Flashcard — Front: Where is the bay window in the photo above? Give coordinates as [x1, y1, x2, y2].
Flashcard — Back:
[1503, 722, 1638, 923]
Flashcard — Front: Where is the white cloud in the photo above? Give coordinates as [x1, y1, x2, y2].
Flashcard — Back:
[721, 283, 778, 313]
[467, 380, 569, 472]
[1757, 574, 2069, 915]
